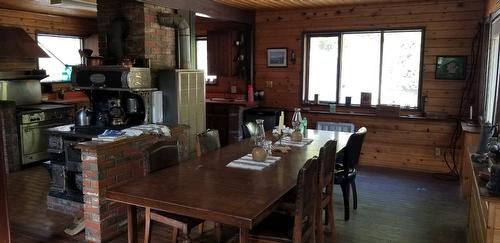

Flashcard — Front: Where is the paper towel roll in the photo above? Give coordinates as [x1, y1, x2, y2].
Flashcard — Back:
[152, 91, 163, 123]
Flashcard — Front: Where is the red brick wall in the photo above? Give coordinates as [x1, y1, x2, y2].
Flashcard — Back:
[0, 101, 20, 173]
[81, 136, 160, 242]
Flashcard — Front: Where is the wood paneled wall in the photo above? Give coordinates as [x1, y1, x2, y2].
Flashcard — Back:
[0, 8, 96, 71]
[254, 0, 485, 173]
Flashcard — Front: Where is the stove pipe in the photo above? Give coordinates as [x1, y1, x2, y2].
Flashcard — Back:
[157, 13, 191, 69]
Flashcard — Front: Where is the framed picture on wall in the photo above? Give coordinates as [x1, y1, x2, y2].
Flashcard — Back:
[435, 56, 467, 80]
[267, 48, 287, 67]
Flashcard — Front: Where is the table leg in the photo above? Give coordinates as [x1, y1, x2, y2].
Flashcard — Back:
[127, 205, 138, 243]
[239, 228, 249, 243]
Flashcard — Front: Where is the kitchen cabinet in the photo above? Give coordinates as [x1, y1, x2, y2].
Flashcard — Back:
[206, 101, 257, 146]
[207, 30, 238, 77]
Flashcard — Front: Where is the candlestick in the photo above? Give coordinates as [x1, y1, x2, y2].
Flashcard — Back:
[278, 111, 284, 134]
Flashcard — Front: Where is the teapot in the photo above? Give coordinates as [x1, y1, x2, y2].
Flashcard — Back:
[76, 107, 93, 126]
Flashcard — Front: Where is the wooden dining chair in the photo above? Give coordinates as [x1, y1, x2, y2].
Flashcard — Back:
[143, 140, 204, 243]
[249, 157, 320, 243]
[334, 127, 367, 221]
[196, 129, 221, 157]
[195, 129, 223, 242]
[276, 140, 337, 243]
[318, 140, 337, 237]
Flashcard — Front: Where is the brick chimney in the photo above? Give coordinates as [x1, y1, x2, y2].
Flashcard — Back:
[97, 0, 176, 70]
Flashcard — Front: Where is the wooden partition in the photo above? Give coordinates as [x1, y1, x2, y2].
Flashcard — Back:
[254, 0, 485, 173]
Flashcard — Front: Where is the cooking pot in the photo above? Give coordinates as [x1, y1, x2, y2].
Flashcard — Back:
[76, 107, 93, 126]
[87, 57, 103, 66]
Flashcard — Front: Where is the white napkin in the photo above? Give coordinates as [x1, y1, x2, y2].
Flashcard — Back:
[226, 154, 281, 171]
[280, 137, 313, 147]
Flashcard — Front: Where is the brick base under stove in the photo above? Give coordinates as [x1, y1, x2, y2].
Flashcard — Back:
[47, 195, 83, 216]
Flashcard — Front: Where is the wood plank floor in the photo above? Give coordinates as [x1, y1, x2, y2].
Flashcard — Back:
[7, 165, 467, 243]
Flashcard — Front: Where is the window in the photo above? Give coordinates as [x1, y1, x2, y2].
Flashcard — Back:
[37, 34, 82, 82]
[303, 29, 423, 108]
[484, 17, 500, 123]
[196, 38, 217, 84]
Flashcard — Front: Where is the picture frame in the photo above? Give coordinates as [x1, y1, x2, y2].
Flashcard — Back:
[267, 48, 287, 67]
[435, 56, 467, 80]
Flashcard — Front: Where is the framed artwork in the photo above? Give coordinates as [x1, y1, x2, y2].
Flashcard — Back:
[267, 48, 287, 67]
[435, 56, 467, 80]
[360, 92, 372, 107]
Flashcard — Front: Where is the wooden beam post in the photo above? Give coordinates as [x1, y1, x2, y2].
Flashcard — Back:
[0, 108, 11, 243]
[137, 0, 254, 24]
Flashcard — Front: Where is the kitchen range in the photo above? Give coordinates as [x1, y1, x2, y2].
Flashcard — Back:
[45, 65, 156, 205]
[0, 70, 74, 166]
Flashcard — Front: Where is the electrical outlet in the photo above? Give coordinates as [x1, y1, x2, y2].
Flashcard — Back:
[435, 147, 441, 157]
[266, 80, 273, 88]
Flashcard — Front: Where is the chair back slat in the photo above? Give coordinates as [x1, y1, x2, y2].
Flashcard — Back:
[319, 140, 337, 188]
[343, 127, 367, 173]
[143, 141, 180, 175]
[293, 157, 319, 243]
[196, 129, 221, 157]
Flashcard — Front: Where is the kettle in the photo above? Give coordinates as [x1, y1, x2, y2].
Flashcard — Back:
[76, 107, 93, 126]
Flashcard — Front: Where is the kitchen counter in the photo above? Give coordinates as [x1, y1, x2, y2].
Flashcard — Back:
[206, 98, 259, 107]
[46, 124, 97, 139]
[73, 124, 188, 242]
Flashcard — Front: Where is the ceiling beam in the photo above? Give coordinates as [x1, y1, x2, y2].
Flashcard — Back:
[137, 0, 254, 24]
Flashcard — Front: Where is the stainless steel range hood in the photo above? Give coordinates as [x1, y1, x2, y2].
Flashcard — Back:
[0, 27, 49, 59]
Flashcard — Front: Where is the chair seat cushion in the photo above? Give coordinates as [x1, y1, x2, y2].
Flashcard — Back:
[152, 209, 204, 229]
[250, 212, 294, 242]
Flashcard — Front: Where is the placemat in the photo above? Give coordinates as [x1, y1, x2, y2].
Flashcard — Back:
[279, 137, 314, 147]
[226, 154, 281, 171]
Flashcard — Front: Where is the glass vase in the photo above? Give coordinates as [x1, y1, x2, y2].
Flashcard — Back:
[255, 119, 266, 146]
[292, 108, 302, 131]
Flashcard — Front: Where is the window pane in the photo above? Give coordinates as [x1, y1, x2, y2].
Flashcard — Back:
[38, 35, 81, 82]
[380, 31, 422, 107]
[196, 39, 216, 83]
[307, 36, 338, 102]
[196, 39, 208, 75]
[485, 20, 500, 123]
[340, 33, 381, 105]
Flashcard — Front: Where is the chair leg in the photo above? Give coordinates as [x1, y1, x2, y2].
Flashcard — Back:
[181, 228, 191, 243]
[340, 183, 350, 221]
[198, 223, 204, 234]
[327, 196, 335, 234]
[352, 180, 358, 210]
[171, 227, 178, 243]
[144, 207, 152, 243]
[215, 223, 222, 243]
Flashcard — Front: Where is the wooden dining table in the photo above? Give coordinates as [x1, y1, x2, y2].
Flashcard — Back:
[106, 129, 352, 243]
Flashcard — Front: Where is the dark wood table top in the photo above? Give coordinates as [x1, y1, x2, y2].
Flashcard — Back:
[106, 129, 351, 229]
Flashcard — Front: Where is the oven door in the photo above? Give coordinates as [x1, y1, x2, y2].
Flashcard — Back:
[20, 122, 69, 164]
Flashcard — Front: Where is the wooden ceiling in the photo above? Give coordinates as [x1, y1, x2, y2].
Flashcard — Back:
[0, 0, 96, 18]
[214, 0, 416, 10]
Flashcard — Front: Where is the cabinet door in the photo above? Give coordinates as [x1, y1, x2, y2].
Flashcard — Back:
[207, 31, 236, 76]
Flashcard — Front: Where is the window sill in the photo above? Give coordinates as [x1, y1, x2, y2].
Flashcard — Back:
[269, 104, 457, 122]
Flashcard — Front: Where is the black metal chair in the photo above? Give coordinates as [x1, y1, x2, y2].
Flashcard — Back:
[241, 122, 258, 139]
[334, 127, 367, 221]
